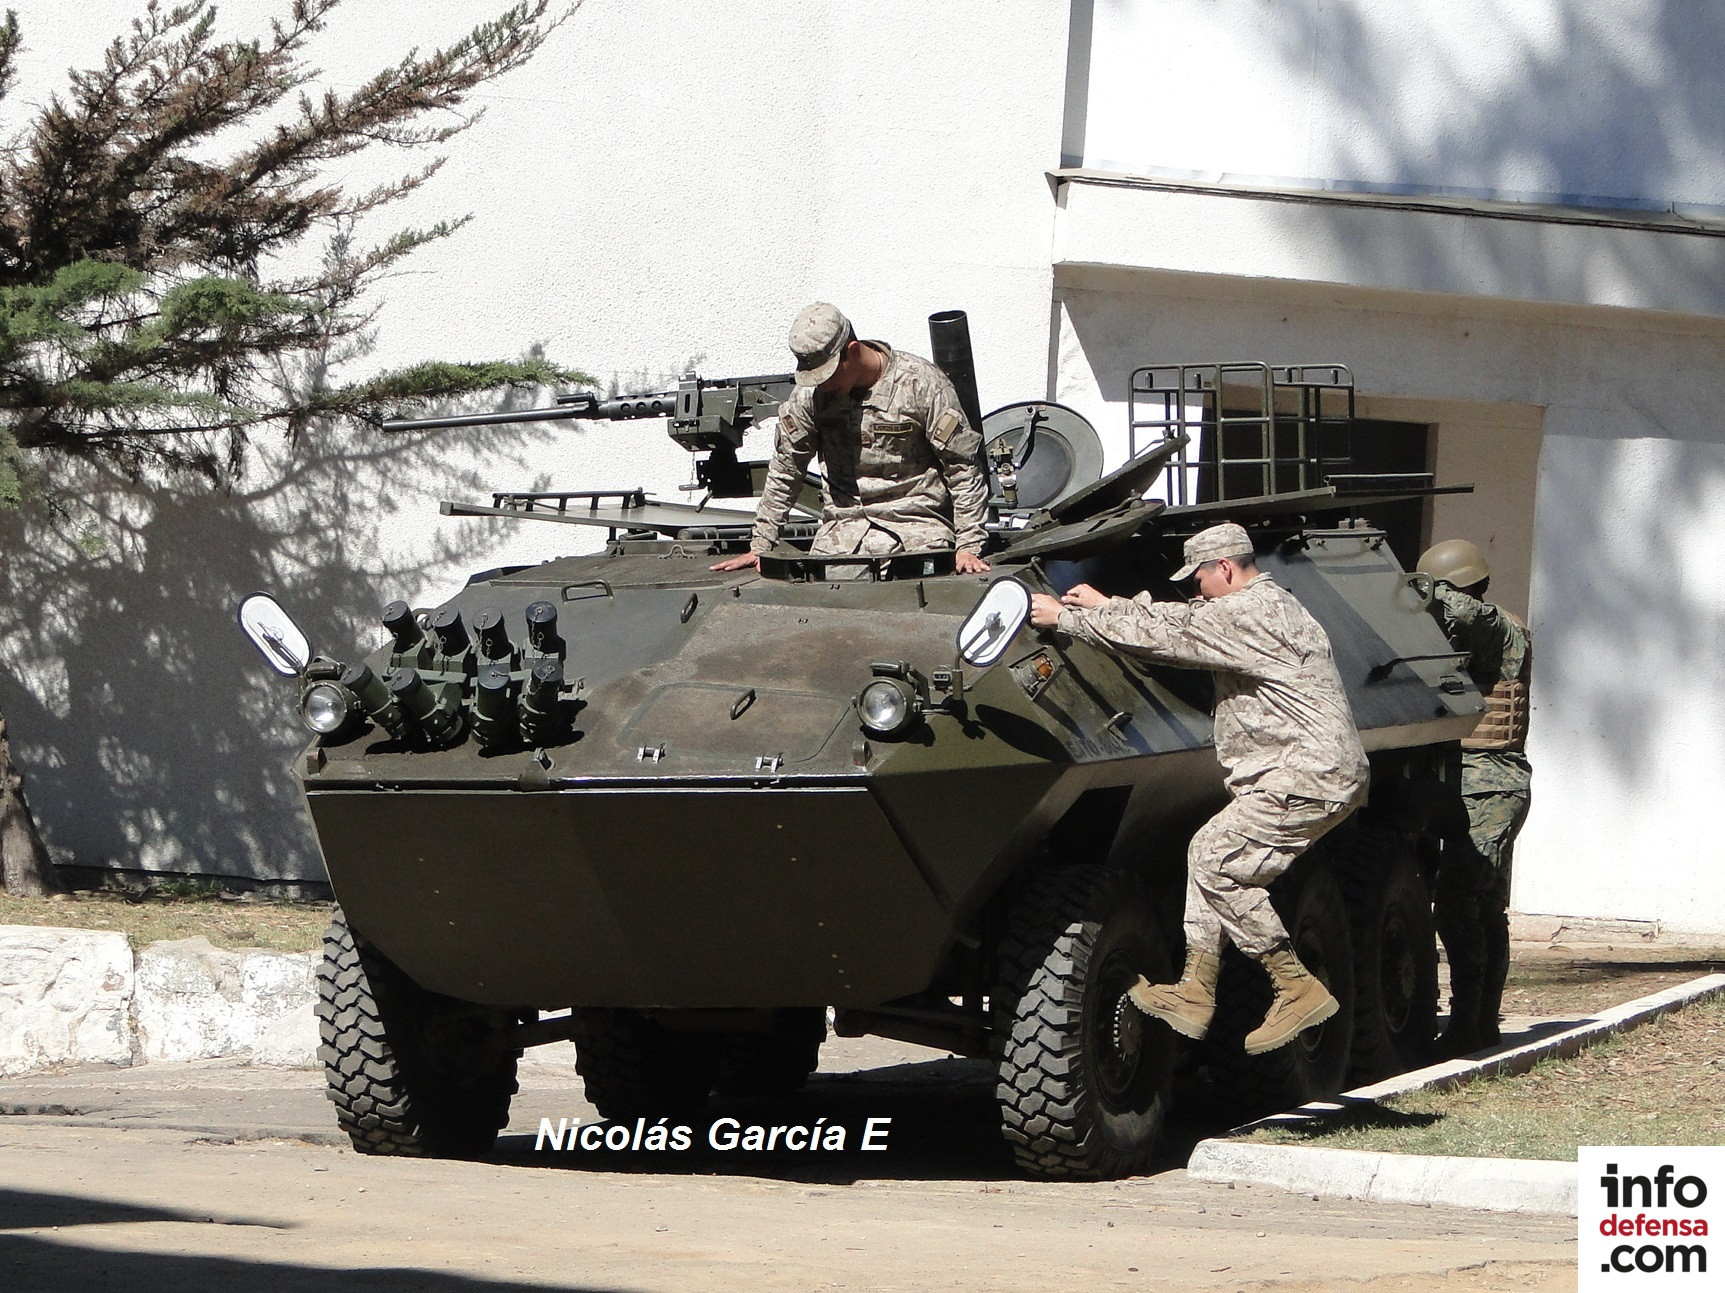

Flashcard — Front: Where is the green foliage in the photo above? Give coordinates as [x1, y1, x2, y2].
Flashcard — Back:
[0, 0, 579, 497]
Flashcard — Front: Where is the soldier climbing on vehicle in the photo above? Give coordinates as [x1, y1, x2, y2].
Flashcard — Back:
[1028, 521, 1370, 1055]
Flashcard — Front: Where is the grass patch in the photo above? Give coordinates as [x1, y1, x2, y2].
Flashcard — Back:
[0, 889, 331, 953]
[1247, 991, 1725, 1160]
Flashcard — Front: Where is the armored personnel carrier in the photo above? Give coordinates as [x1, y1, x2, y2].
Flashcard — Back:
[240, 316, 1480, 1178]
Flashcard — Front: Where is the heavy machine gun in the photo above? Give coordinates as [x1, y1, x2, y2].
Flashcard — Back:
[382, 371, 796, 499]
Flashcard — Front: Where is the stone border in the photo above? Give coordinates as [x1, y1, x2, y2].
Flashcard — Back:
[0, 926, 318, 1077]
[1186, 973, 1725, 1215]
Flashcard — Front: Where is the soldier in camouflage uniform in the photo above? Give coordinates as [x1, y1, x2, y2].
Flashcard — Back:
[711, 303, 990, 575]
[1416, 539, 1532, 1056]
[1028, 523, 1370, 1055]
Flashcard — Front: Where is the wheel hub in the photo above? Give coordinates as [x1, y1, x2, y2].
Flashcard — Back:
[1112, 992, 1142, 1062]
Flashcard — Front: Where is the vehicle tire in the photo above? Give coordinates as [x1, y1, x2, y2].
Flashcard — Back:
[573, 1012, 717, 1121]
[316, 908, 520, 1157]
[1204, 861, 1356, 1118]
[712, 1009, 826, 1098]
[993, 864, 1177, 1180]
[1339, 828, 1438, 1084]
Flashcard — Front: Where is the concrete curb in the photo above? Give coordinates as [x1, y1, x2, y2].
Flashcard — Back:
[1186, 972, 1725, 1215]
[0, 926, 318, 1076]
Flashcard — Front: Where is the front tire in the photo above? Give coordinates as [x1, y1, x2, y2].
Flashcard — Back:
[316, 908, 519, 1157]
[994, 865, 1177, 1179]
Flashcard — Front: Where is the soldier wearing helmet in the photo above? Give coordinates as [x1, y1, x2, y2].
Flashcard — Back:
[1416, 538, 1533, 1056]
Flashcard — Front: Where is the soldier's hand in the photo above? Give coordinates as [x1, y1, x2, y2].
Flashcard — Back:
[709, 552, 761, 572]
[955, 551, 991, 575]
[1028, 593, 1065, 628]
[1060, 583, 1108, 610]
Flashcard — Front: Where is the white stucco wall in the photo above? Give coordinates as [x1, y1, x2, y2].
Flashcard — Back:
[1076, 0, 1725, 214]
[0, 0, 1070, 879]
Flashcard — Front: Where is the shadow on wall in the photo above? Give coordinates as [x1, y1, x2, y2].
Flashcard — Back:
[1531, 420, 1725, 794]
[1246, 1, 1725, 307]
[0, 393, 579, 885]
[1265, 1, 1722, 207]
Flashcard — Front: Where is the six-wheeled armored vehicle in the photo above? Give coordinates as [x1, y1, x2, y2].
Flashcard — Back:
[240, 316, 1480, 1178]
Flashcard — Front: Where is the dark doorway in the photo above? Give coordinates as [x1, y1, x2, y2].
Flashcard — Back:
[1336, 418, 1433, 571]
[1198, 414, 1431, 570]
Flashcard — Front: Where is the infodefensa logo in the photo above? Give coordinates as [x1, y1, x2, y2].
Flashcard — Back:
[1579, 1147, 1719, 1287]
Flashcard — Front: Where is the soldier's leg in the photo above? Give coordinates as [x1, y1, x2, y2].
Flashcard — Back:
[1126, 814, 1230, 1037]
[1434, 838, 1489, 1055]
[1469, 789, 1531, 1046]
[1191, 794, 1356, 1053]
[1194, 793, 1350, 956]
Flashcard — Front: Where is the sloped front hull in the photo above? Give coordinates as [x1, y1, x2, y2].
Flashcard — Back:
[309, 783, 954, 1008]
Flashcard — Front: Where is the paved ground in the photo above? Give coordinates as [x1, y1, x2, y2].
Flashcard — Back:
[0, 1037, 1577, 1292]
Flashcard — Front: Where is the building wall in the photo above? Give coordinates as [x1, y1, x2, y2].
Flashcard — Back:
[1075, 0, 1725, 214]
[0, 0, 1071, 880]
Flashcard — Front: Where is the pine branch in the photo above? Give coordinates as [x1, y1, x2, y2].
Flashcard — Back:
[0, 0, 583, 479]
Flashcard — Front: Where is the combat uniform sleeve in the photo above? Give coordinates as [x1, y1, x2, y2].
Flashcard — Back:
[1056, 593, 1262, 674]
[922, 378, 989, 555]
[1431, 585, 1527, 688]
[749, 405, 817, 555]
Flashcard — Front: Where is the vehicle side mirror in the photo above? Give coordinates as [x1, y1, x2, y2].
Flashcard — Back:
[238, 592, 313, 677]
[957, 577, 1031, 667]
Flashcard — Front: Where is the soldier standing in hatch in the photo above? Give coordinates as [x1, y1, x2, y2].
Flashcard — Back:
[1027, 523, 1370, 1055]
[710, 302, 991, 575]
[1416, 539, 1532, 1056]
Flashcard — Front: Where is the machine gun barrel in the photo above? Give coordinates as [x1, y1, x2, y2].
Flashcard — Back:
[380, 391, 684, 433]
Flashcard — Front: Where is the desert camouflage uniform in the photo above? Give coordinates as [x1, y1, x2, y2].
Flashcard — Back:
[1058, 573, 1369, 957]
[1428, 583, 1532, 1044]
[750, 342, 988, 559]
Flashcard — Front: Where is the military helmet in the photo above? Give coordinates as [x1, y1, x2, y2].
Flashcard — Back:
[1416, 539, 1489, 589]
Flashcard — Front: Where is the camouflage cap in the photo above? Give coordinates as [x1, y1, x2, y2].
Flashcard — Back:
[1171, 522, 1255, 581]
[788, 302, 854, 387]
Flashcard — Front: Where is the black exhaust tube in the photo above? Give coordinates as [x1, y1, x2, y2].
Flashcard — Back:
[927, 310, 985, 435]
[928, 310, 994, 497]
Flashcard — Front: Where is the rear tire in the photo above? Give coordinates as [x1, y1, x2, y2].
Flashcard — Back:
[1340, 829, 1438, 1084]
[712, 1009, 826, 1097]
[573, 1012, 716, 1121]
[1204, 862, 1355, 1118]
[316, 908, 519, 1157]
[994, 865, 1177, 1179]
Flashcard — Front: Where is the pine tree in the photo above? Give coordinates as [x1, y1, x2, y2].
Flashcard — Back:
[0, 0, 580, 892]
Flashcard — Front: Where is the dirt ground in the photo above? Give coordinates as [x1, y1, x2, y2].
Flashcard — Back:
[0, 1036, 1579, 1293]
[1499, 944, 1725, 1018]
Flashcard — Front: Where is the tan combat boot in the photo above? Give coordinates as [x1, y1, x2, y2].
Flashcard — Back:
[1244, 944, 1338, 1055]
[1127, 948, 1222, 1040]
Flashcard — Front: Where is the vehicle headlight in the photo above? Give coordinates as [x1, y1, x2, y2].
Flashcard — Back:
[301, 682, 352, 735]
[857, 678, 919, 736]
